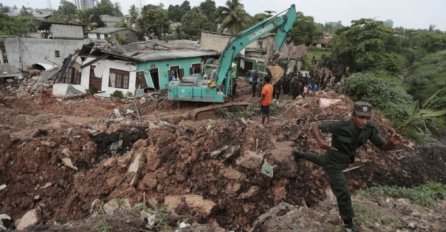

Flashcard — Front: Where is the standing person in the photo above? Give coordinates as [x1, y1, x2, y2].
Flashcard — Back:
[293, 102, 402, 232]
[252, 70, 258, 97]
[260, 75, 273, 125]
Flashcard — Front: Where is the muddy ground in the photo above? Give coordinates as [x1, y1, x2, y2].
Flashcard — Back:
[1, 79, 445, 231]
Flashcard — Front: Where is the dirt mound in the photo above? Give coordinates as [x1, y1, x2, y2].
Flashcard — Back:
[1, 86, 446, 231]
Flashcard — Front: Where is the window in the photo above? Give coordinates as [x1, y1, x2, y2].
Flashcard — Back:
[55, 50, 60, 57]
[97, 33, 100, 39]
[191, 64, 201, 74]
[65, 67, 81, 84]
[109, 69, 129, 89]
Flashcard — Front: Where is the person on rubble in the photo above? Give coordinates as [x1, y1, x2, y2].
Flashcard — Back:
[252, 70, 259, 97]
[260, 75, 273, 125]
[292, 101, 402, 232]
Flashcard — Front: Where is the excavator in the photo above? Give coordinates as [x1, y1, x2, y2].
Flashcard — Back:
[167, 4, 297, 103]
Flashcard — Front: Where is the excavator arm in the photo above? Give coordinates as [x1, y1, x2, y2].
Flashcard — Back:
[214, 5, 297, 95]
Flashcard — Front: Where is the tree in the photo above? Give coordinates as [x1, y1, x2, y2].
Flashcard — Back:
[48, 0, 78, 23]
[199, 0, 217, 21]
[330, 18, 402, 73]
[290, 12, 323, 46]
[167, 5, 182, 22]
[0, 12, 36, 36]
[129, 5, 138, 28]
[96, 0, 122, 16]
[138, 4, 169, 39]
[216, 0, 251, 34]
[78, 10, 97, 32]
[181, 8, 212, 40]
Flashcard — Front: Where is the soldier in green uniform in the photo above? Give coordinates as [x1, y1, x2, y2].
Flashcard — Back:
[293, 102, 402, 232]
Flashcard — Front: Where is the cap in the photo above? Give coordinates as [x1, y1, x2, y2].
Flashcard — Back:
[353, 101, 373, 117]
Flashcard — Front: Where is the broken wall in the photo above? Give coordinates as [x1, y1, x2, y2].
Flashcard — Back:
[4, 37, 85, 71]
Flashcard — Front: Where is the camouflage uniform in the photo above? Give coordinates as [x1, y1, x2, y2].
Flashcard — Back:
[296, 107, 386, 226]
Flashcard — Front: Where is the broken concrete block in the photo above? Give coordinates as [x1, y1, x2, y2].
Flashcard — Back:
[16, 209, 39, 230]
[61, 157, 78, 170]
[319, 98, 341, 108]
[165, 194, 216, 217]
[236, 150, 264, 170]
[128, 152, 145, 186]
[261, 159, 276, 178]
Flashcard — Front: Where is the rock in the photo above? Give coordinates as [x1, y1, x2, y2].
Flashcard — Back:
[236, 150, 264, 170]
[16, 209, 39, 230]
[0, 184, 6, 191]
[103, 199, 131, 215]
[141, 174, 158, 190]
[165, 195, 216, 217]
[249, 202, 294, 232]
[128, 152, 145, 186]
[62, 148, 73, 157]
[140, 211, 156, 229]
[220, 167, 246, 180]
[0, 214, 11, 230]
[238, 186, 260, 199]
[61, 157, 78, 170]
[102, 158, 117, 168]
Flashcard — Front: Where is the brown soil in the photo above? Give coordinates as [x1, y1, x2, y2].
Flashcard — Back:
[1, 80, 445, 231]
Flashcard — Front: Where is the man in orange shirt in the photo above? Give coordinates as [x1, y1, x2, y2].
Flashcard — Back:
[260, 75, 273, 125]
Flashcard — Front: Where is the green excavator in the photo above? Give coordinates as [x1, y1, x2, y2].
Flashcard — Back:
[167, 5, 297, 103]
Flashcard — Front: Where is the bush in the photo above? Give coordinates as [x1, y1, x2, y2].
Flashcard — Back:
[111, 90, 124, 98]
[345, 71, 413, 123]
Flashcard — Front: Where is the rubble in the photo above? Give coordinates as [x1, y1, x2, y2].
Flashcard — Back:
[0, 79, 445, 231]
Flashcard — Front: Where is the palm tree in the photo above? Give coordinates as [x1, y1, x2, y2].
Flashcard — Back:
[216, 0, 250, 34]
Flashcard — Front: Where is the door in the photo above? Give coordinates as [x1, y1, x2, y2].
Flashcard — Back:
[89, 65, 102, 91]
[149, 68, 160, 90]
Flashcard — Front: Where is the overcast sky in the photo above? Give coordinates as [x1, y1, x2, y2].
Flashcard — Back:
[3, 0, 446, 31]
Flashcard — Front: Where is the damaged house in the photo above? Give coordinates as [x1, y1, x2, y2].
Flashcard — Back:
[53, 40, 218, 97]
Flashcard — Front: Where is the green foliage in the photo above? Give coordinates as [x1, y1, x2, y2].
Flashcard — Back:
[181, 8, 212, 40]
[111, 90, 124, 98]
[138, 4, 169, 38]
[396, 89, 446, 140]
[345, 71, 413, 122]
[360, 182, 446, 207]
[330, 19, 401, 74]
[405, 50, 446, 106]
[128, 5, 138, 27]
[199, 0, 217, 25]
[0, 12, 36, 36]
[97, 204, 111, 232]
[216, 0, 251, 34]
[291, 12, 323, 45]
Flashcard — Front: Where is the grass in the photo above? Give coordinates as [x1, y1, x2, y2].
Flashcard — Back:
[97, 204, 111, 232]
[359, 182, 446, 206]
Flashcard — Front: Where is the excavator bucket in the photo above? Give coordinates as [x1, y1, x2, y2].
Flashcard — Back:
[267, 64, 284, 86]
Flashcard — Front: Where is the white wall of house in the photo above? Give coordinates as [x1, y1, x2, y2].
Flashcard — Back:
[81, 57, 137, 97]
[87, 33, 107, 40]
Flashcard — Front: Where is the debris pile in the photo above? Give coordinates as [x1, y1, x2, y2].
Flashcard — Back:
[1, 83, 445, 231]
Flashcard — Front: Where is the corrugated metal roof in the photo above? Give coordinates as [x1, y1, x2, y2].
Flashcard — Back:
[127, 49, 219, 61]
[88, 27, 130, 34]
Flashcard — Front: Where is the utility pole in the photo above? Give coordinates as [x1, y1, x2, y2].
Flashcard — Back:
[47, 0, 52, 9]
